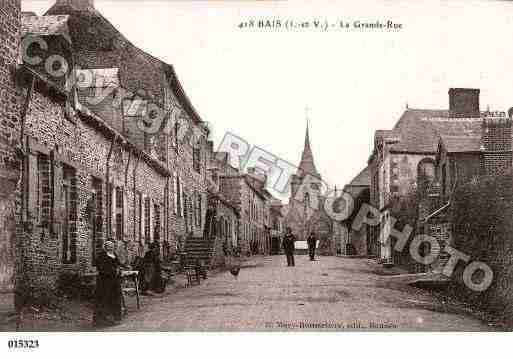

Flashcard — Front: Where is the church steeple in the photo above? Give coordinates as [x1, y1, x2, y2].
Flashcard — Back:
[298, 116, 320, 178]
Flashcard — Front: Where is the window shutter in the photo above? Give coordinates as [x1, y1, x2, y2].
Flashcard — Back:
[173, 175, 178, 215]
[189, 197, 193, 232]
[198, 193, 202, 228]
[149, 197, 154, 242]
[111, 184, 116, 240]
[26, 152, 38, 223]
[193, 193, 198, 227]
[141, 195, 146, 244]
[137, 192, 142, 243]
[51, 153, 63, 235]
[106, 182, 112, 237]
[123, 187, 128, 241]
[180, 180, 184, 217]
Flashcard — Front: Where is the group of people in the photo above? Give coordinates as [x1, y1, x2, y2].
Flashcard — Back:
[93, 229, 316, 326]
[93, 240, 166, 327]
[281, 227, 318, 267]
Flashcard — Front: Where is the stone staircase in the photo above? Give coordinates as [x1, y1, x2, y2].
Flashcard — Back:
[182, 236, 215, 266]
[182, 207, 217, 267]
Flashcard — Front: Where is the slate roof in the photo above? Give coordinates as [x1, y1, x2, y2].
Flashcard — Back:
[21, 14, 71, 42]
[440, 135, 482, 153]
[348, 166, 370, 187]
[387, 108, 485, 153]
[342, 166, 370, 199]
[298, 123, 320, 177]
[44, 3, 204, 124]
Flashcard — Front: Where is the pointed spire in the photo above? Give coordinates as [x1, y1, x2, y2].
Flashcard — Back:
[298, 108, 320, 178]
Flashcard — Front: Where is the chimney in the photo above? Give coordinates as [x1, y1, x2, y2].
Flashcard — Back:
[55, 0, 94, 10]
[449, 88, 480, 118]
[481, 114, 512, 175]
[482, 116, 512, 152]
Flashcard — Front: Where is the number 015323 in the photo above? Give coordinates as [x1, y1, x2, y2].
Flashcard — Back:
[7, 339, 39, 349]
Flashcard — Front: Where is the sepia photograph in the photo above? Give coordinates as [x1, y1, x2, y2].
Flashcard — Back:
[1, 0, 513, 356]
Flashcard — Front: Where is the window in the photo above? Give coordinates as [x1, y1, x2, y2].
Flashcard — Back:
[188, 196, 194, 232]
[137, 192, 143, 243]
[174, 120, 179, 152]
[144, 197, 151, 242]
[62, 165, 77, 264]
[194, 192, 202, 228]
[36, 154, 51, 225]
[173, 176, 178, 215]
[154, 203, 161, 242]
[218, 217, 224, 238]
[304, 192, 310, 209]
[441, 164, 447, 196]
[211, 170, 218, 184]
[176, 176, 182, 217]
[184, 194, 189, 231]
[115, 186, 124, 242]
[91, 178, 103, 264]
[193, 147, 201, 173]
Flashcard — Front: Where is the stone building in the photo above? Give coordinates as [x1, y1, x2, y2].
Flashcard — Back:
[283, 124, 338, 255]
[205, 148, 240, 267]
[368, 87, 511, 269]
[42, 0, 212, 259]
[0, 0, 217, 306]
[14, 11, 175, 300]
[0, 0, 21, 319]
[219, 172, 268, 256]
[269, 200, 284, 255]
[416, 113, 512, 273]
[340, 167, 370, 256]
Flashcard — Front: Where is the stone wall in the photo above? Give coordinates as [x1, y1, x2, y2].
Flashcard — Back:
[18, 79, 170, 297]
[218, 175, 268, 255]
[0, 0, 20, 304]
[210, 198, 238, 267]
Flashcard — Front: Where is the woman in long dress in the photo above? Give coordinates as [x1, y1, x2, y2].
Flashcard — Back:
[140, 241, 165, 295]
[93, 241, 122, 327]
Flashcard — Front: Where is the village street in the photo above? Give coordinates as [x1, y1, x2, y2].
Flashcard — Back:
[111, 256, 490, 331]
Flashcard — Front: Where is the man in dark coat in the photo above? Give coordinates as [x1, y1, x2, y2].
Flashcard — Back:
[307, 232, 317, 261]
[94, 241, 122, 327]
[282, 227, 296, 267]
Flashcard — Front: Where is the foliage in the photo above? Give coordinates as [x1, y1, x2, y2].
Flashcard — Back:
[450, 170, 513, 318]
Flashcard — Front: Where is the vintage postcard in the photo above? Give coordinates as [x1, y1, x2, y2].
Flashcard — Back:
[1, 0, 513, 350]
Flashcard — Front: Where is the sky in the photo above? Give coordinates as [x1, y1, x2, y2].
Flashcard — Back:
[23, 0, 513, 198]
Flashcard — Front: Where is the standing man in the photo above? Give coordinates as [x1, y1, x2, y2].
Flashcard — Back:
[307, 232, 317, 261]
[282, 227, 296, 267]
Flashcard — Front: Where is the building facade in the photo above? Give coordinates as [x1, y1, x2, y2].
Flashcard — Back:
[219, 173, 268, 256]
[368, 88, 512, 270]
[4, 0, 219, 305]
[284, 124, 337, 255]
[340, 167, 370, 256]
[0, 0, 21, 315]
[206, 148, 240, 266]
[416, 113, 512, 273]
